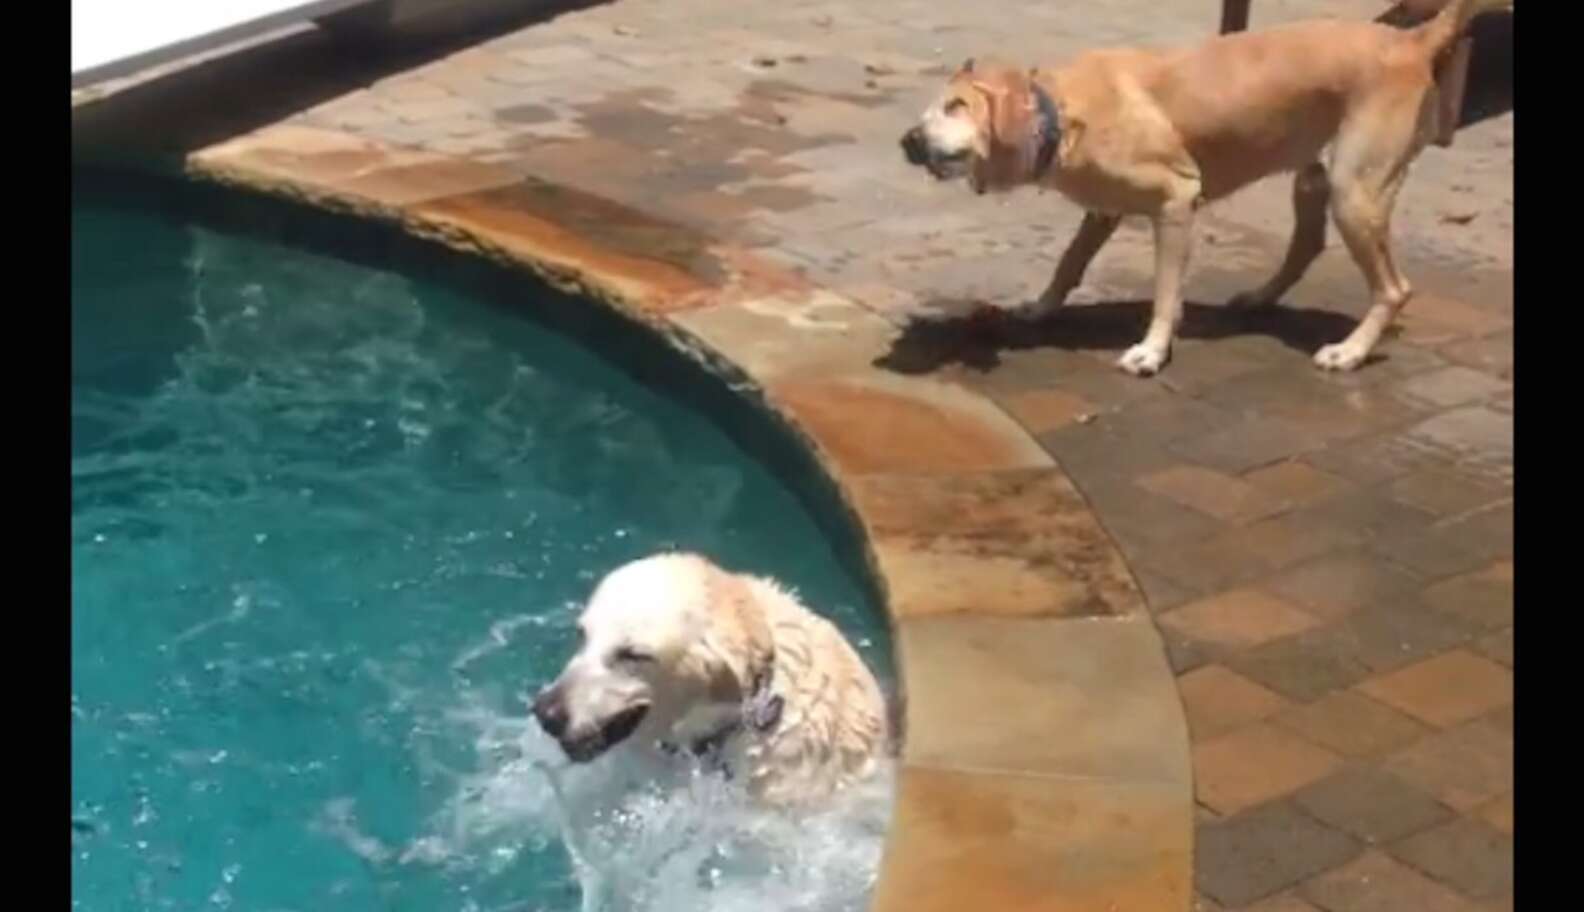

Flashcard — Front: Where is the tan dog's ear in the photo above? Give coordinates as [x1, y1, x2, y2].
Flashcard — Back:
[969, 73, 1033, 148]
[700, 566, 775, 703]
[1058, 115, 1084, 163]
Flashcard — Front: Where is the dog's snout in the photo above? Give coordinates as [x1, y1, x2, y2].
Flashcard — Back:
[900, 127, 927, 165]
[532, 684, 569, 738]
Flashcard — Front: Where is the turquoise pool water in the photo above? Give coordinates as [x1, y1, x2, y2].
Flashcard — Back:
[71, 174, 892, 912]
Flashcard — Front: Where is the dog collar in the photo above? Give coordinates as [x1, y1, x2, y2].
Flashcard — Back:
[1030, 78, 1061, 179]
[658, 664, 783, 766]
[743, 666, 785, 734]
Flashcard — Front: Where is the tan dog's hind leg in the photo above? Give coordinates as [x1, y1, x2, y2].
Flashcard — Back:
[1229, 163, 1331, 309]
[1021, 212, 1122, 320]
[1120, 192, 1197, 377]
[1314, 90, 1429, 371]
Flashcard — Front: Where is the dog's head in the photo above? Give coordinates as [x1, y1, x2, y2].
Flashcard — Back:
[532, 553, 774, 763]
[900, 58, 1045, 194]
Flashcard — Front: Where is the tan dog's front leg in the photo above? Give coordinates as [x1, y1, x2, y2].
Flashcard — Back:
[1019, 212, 1121, 321]
[1119, 205, 1193, 377]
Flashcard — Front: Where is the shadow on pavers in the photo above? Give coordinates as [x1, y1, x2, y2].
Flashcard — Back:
[873, 298, 1362, 376]
[72, 0, 612, 167]
[1460, 12, 1514, 128]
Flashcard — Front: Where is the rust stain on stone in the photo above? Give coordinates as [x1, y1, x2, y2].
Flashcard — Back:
[712, 247, 818, 301]
[193, 133, 395, 197]
[190, 125, 522, 211]
[412, 177, 728, 313]
[769, 377, 1048, 475]
[333, 158, 521, 207]
[849, 470, 1145, 619]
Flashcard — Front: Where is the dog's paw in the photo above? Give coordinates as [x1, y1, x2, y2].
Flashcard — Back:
[1117, 343, 1168, 377]
[1313, 343, 1367, 372]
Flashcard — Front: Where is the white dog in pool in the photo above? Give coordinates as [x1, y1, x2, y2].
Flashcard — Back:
[531, 552, 890, 806]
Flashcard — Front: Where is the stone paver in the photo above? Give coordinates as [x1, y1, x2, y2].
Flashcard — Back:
[1242, 896, 1324, 912]
[75, 0, 1513, 907]
[1178, 665, 1291, 742]
[1301, 851, 1483, 912]
[1161, 588, 1321, 651]
[1273, 691, 1431, 760]
[1292, 766, 1455, 845]
[1388, 818, 1514, 902]
[1194, 723, 1342, 815]
[1197, 801, 1362, 907]
[1357, 651, 1513, 728]
[1261, 550, 1424, 621]
[1385, 721, 1513, 813]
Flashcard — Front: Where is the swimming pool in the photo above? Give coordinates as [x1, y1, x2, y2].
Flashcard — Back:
[71, 172, 893, 912]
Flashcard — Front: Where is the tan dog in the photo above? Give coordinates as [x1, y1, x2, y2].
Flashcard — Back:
[900, 0, 1509, 376]
[531, 552, 889, 806]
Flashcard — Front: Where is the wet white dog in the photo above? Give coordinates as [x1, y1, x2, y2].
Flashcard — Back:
[531, 552, 890, 806]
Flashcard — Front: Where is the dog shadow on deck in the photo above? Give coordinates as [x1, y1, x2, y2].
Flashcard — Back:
[873, 298, 1362, 376]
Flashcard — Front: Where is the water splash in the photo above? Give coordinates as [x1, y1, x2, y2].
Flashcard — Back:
[420, 696, 896, 912]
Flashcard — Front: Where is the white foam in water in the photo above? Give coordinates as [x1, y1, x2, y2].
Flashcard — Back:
[416, 701, 896, 912]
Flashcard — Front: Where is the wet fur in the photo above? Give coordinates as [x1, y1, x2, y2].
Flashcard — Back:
[535, 553, 889, 806]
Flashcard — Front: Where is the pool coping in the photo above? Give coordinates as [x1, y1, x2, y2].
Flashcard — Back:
[119, 123, 1193, 911]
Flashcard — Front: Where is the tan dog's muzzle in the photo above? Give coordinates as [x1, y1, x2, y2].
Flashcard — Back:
[532, 674, 652, 763]
[899, 125, 971, 181]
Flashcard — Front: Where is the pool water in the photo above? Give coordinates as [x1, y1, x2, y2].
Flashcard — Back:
[71, 175, 894, 912]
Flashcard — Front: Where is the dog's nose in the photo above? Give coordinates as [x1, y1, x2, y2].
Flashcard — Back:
[900, 127, 927, 166]
[532, 684, 569, 738]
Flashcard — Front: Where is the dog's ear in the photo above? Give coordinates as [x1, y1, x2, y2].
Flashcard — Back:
[700, 567, 775, 703]
[1058, 115, 1085, 163]
[970, 72, 1033, 147]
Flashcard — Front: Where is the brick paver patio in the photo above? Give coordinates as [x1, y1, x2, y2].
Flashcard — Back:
[76, 0, 1513, 907]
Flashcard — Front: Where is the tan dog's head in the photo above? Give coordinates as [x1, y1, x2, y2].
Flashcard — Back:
[532, 553, 774, 763]
[900, 57, 1043, 194]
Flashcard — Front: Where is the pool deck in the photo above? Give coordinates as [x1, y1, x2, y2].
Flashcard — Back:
[73, 0, 1513, 908]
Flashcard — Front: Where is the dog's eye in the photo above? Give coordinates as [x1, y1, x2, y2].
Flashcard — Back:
[944, 98, 966, 115]
[613, 646, 653, 664]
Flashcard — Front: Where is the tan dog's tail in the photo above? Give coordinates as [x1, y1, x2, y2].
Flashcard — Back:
[1415, 0, 1511, 57]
